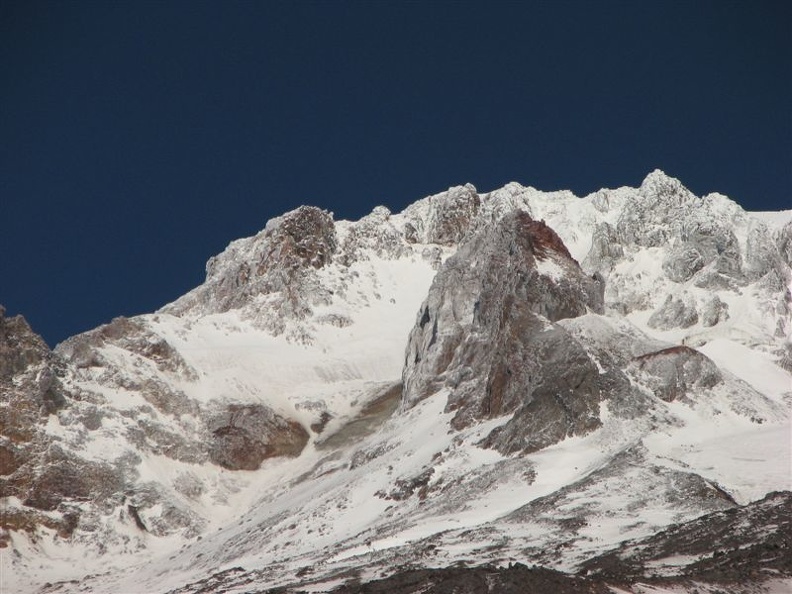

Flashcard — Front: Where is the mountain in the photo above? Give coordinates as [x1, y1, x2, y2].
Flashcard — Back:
[1, 171, 790, 593]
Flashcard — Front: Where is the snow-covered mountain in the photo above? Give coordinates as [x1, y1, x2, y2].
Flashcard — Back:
[1, 170, 790, 593]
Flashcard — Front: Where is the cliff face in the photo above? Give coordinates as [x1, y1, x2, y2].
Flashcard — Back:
[402, 212, 605, 453]
[0, 308, 76, 542]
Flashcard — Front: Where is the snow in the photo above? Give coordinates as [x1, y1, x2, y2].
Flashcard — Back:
[535, 256, 567, 280]
[698, 338, 791, 402]
[5, 173, 791, 593]
[749, 209, 792, 229]
[645, 421, 792, 504]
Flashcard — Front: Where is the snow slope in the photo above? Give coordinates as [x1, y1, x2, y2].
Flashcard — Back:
[1, 171, 789, 593]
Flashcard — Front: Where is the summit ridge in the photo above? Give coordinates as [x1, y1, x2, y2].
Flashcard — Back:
[1, 171, 790, 593]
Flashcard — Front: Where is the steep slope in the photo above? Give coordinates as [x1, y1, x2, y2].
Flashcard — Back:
[1, 171, 789, 593]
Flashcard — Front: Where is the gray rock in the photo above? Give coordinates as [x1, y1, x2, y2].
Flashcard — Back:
[744, 223, 781, 280]
[648, 295, 699, 330]
[207, 404, 309, 470]
[583, 223, 624, 273]
[701, 296, 729, 327]
[338, 205, 410, 264]
[662, 244, 705, 283]
[627, 346, 722, 401]
[163, 206, 338, 327]
[402, 212, 604, 454]
[680, 221, 743, 278]
[404, 184, 480, 245]
[775, 221, 792, 268]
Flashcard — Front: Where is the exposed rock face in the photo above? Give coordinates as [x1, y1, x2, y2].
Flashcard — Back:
[0, 307, 64, 487]
[327, 564, 612, 594]
[3, 173, 791, 594]
[701, 295, 729, 327]
[627, 346, 722, 402]
[662, 244, 705, 283]
[58, 315, 197, 381]
[0, 307, 103, 539]
[591, 171, 791, 336]
[776, 221, 792, 268]
[337, 205, 410, 264]
[208, 404, 309, 471]
[648, 294, 699, 330]
[163, 206, 338, 337]
[402, 184, 480, 245]
[614, 173, 748, 282]
[2, 306, 314, 547]
[583, 222, 624, 273]
[402, 212, 605, 453]
[616, 170, 699, 248]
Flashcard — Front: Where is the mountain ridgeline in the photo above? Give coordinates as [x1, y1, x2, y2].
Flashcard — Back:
[1, 171, 790, 593]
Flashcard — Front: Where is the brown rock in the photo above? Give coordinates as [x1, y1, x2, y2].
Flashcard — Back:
[402, 213, 605, 454]
[208, 404, 309, 470]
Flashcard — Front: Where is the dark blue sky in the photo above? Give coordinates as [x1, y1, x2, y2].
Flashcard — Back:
[1, 0, 790, 347]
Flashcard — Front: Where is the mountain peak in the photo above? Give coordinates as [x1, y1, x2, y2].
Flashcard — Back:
[3, 174, 790, 594]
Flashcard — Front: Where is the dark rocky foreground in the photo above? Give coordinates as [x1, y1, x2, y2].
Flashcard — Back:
[582, 490, 792, 588]
[324, 564, 611, 594]
[164, 492, 792, 594]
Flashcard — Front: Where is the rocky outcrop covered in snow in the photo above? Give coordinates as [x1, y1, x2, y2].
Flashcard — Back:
[2, 171, 790, 594]
[627, 345, 722, 402]
[0, 307, 79, 542]
[163, 206, 338, 330]
[580, 170, 792, 335]
[207, 404, 308, 471]
[401, 211, 606, 453]
[582, 490, 792, 586]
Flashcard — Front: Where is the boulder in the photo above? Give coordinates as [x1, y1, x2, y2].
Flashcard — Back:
[208, 404, 309, 470]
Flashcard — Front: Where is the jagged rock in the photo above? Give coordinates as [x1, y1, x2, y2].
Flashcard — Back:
[582, 491, 792, 585]
[583, 222, 624, 273]
[648, 294, 699, 330]
[616, 170, 697, 247]
[402, 184, 480, 245]
[207, 404, 309, 470]
[57, 316, 197, 381]
[662, 243, 705, 283]
[338, 205, 410, 264]
[3, 174, 791, 594]
[402, 212, 604, 453]
[22, 446, 126, 512]
[627, 346, 722, 401]
[701, 295, 729, 327]
[327, 563, 612, 594]
[57, 318, 201, 429]
[0, 307, 69, 496]
[744, 222, 781, 280]
[682, 221, 743, 278]
[775, 221, 792, 268]
[163, 206, 337, 328]
[614, 172, 748, 284]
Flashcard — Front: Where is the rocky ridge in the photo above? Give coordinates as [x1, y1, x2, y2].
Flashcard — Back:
[0, 171, 790, 593]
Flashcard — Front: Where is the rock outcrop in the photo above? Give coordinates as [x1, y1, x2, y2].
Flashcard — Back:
[401, 183, 481, 245]
[208, 404, 309, 471]
[0, 307, 88, 539]
[647, 294, 699, 330]
[163, 206, 338, 338]
[402, 212, 605, 453]
[627, 346, 722, 402]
